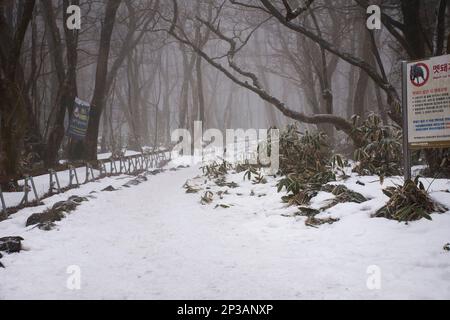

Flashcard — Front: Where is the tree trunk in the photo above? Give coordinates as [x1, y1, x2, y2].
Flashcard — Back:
[196, 55, 206, 127]
[42, 0, 80, 166]
[0, 0, 36, 183]
[353, 28, 371, 119]
[100, 103, 109, 153]
[83, 0, 121, 161]
[254, 31, 278, 128]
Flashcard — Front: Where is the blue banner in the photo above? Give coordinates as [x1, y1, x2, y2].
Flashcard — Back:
[67, 98, 90, 140]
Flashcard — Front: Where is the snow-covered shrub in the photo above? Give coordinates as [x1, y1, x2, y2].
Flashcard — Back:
[214, 177, 239, 188]
[279, 126, 345, 182]
[201, 191, 214, 205]
[201, 160, 232, 178]
[277, 175, 320, 206]
[279, 182, 367, 208]
[25, 195, 89, 230]
[278, 125, 332, 179]
[305, 216, 340, 228]
[352, 114, 402, 180]
[242, 166, 267, 184]
[422, 148, 450, 178]
[374, 176, 447, 221]
[320, 184, 367, 210]
[275, 125, 346, 205]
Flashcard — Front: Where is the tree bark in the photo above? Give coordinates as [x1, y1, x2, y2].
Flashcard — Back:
[41, 0, 79, 167]
[0, 0, 36, 184]
[353, 28, 371, 119]
[84, 0, 122, 161]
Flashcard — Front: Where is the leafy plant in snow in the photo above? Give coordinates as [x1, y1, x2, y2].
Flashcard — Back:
[214, 177, 239, 188]
[305, 216, 340, 228]
[352, 114, 402, 180]
[243, 166, 258, 181]
[373, 176, 447, 221]
[320, 184, 368, 210]
[251, 172, 267, 184]
[234, 160, 261, 175]
[242, 166, 267, 184]
[278, 125, 332, 177]
[214, 204, 232, 209]
[201, 159, 232, 179]
[277, 125, 346, 182]
[295, 207, 339, 228]
[200, 191, 214, 205]
[275, 126, 348, 205]
[277, 174, 321, 206]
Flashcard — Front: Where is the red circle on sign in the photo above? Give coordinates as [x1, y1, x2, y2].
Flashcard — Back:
[410, 63, 430, 87]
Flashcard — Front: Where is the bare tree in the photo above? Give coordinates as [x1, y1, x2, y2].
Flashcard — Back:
[0, 0, 37, 184]
[166, 0, 365, 146]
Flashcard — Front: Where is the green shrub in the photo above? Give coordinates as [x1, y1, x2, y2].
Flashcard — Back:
[274, 125, 347, 206]
[352, 114, 402, 179]
[278, 125, 332, 177]
[320, 184, 367, 210]
[201, 160, 232, 178]
[374, 176, 447, 221]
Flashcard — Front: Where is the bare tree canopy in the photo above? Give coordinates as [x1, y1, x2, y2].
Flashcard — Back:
[1, 0, 450, 178]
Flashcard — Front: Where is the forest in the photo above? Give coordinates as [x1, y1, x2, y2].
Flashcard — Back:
[0, 0, 448, 179]
[1, 0, 450, 301]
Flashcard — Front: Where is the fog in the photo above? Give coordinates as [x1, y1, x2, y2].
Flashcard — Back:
[0, 0, 446, 174]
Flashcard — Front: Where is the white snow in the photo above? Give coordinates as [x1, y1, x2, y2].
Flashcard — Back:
[1, 161, 450, 299]
[97, 150, 141, 160]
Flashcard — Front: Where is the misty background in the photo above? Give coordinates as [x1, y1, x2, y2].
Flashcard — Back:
[1, 0, 448, 180]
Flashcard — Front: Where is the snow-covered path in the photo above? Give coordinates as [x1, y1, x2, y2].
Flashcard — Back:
[1, 165, 450, 299]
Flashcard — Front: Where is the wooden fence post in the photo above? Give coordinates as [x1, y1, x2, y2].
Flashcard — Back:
[68, 166, 80, 187]
[49, 169, 62, 193]
[0, 186, 7, 216]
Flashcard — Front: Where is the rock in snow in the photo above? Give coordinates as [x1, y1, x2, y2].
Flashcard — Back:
[0, 236, 24, 253]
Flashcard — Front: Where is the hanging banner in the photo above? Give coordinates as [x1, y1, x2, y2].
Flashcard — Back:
[406, 54, 450, 149]
[67, 97, 90, 140]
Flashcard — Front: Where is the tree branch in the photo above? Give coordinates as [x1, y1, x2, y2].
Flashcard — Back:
[282, 0, 314, 22]
[167, 0, 364, 146]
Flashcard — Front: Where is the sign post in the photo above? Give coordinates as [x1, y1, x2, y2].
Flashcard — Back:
[403, 54, 450, 180]
[402, 61, 412, 181]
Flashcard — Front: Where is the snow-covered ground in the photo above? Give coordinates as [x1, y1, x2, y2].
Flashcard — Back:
[1, 158, 450, 299]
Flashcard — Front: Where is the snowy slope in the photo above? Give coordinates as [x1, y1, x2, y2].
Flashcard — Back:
[0, 162, 450, 299]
